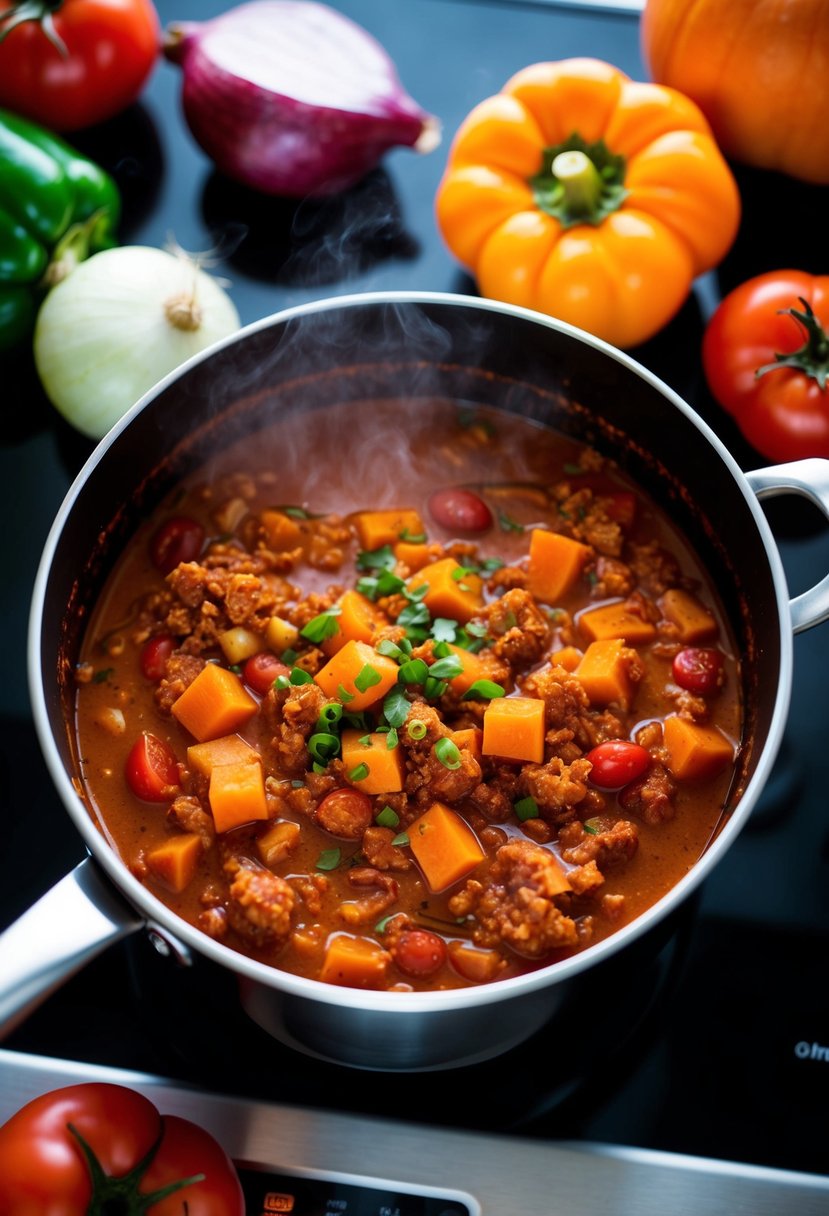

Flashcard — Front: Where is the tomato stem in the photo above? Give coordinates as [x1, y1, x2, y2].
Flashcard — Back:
[0, 0, 68, 55]
[755, 297, 829, 390]
[67, 1121, 206, 1215]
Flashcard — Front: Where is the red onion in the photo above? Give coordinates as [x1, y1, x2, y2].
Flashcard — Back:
[164, 0, 440, 197]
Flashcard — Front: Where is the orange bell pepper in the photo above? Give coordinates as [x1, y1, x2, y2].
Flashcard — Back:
[435, 57, 740, 348]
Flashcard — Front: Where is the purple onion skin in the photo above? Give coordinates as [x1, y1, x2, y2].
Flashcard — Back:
[164, 1, 440, 197]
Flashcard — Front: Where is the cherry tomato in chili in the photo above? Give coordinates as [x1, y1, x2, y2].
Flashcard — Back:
[140, 633, 175, 681]
[672, 647, 725, 696]
[0, 0, 161, 132]
[150, 516, 205, 576]
[428, 487, 493, 533]
[125, 730, 179, 801]
[242, 651, 290, 696]
[586, 740, 650, 791]
[393, 928, 448, 978]
[0, 1081, 244, 1215]
[314, 787, 373, 838]
[702, 270, 829, 461]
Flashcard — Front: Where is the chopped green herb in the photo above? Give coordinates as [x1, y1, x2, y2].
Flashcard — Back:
[498, 510, 525, 533]
[423, 676, 448, 700]
[391, 832, 410, 847]
[399, 527, 427, 543]
[275, 666, 315, 689]
[93, 668, 115, 684]
[279, 504, 314, 519]
[563, 462, 584, 476]
[434, 737, 462, 770]
[431, 618, 457, 643]
[583, 818, 601, 835]
[354, 663, 382, 693]
[385, 727, 399, 749]
[462, 679, 506, 701]
[428, 654, 464, 680]
[375, 805, 400, 828]
[377, 638, 406, 661]
[398, 657, 430, 685]
[514, 796, 539, 821]
[356, 544, 396, 571]
[300, 607, 342, 644]
[316, 847, 342, 871]
[397, 600, 431, 635]
[337, 683, 356, 703]
[375, 914, 394, 933]
[382, 685, 411, 728]
[281, 647, 298, 665]
[349, 762, 370, 782]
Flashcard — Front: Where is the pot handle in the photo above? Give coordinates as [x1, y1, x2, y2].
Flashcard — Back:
[746, 458, 829, 634]
[0, 856, 144, 1039]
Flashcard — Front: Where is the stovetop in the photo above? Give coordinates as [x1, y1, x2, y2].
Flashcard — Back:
[1, 0, 828, 1201]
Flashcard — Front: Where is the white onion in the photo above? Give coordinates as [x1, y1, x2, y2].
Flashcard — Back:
[34, 245, 241, 440]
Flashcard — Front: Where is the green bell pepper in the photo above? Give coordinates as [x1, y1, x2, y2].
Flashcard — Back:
[0, 107, 120, 353]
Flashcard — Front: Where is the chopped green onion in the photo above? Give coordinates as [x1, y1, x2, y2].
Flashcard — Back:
[391, 832, 410, 847]
[316, 847, 342, 871]
[375, 805, 400, 828]
[375, 914, 394, 933]
[498, 510, 525, 533]
[407, 719, 427, 741]
[349, 762, 370, 782]
[317, 703, 343, 729]
[337, 683, 356, 703]
[300, 607, 342, 644]
[428, 654, 464, 680]
[281, 647, 298, 664]
[462, 679, 506, 701]
[398, 657, 430, 684]
[583, 818, 601, 835]
[434, 737, 462, 770]
[397, 601, 431, 635]
[275, 665, 315, 689]
[376, 638, 406, 661]
[279, 504, 314, 519]
[399, 527, 427, 543]
[308, 732, 341, 766]
[93, 668, 115, 684]
[563, 462, 584, 476]
[514, 796, 539, 821]
[423, 676, 448, 700]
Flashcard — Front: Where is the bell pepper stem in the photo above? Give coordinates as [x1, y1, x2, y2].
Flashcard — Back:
[551, 150, 604, 219]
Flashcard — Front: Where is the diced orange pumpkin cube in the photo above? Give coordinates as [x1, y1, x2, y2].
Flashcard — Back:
[341, 728, 405, 794]
[208, 760, 270, 832]
[187, 733, 259, 778]
[319, 933, 391, 988]
[408, 801, 485, 892]
[659, 589, 718, 643]
[445, 643, 497, 696]
[551, 645, 583, 672]
[393, 539, 432, 573]
[578, 601, 657, 645]
[322, 589, 388, 657]
[575, 639, 634, 708]
[663, 716, 735, 781]
[451, 726, 483, 762]
[447, 940, 504, 984]
[146, 833, 203, 893]
[257, 819, 302, 867]
[352, 508, 425, 551]
[314, 639, 400, 712]
[527, 528, 591, 603]
[406, 557, 484, 624]
[260, 509, 302, 551]
[171, 663, 258, 742]
[482, 695, 546, 763]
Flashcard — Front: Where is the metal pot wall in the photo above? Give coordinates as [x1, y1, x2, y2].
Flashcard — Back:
[4, 292, 829, 1071]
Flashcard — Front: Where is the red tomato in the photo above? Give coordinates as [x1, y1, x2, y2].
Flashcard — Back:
[125, 731, 180, 801]
[140, 633, 175, 681]
[0, 0, 161, 131]
[586, 740, 651, 791]
[702, 270, 829, 461]
[314, 788, 373, 837]
[672, 647, 725, 696]
[428, 487, 493, 533]
[0, 1081, 244, 1215]
[393, 929, 447, 978]
[149, 516, 205, 576]
[242, 651, 290, 695]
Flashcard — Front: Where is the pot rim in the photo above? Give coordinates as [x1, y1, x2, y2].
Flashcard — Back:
[27, 289, 794, 1014]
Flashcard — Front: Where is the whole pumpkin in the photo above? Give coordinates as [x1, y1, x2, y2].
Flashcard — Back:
[641, 0, 829, 185]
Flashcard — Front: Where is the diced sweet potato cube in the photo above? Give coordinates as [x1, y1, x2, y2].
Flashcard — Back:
[171, 663, 258, 742]
[578, 601, 657, 645]
[393, 539, 432, 572]
[322, 589, 387, 657]
[447, 940, 504, 984]
[482, 695, 546, 763]
[260, 509, 302, 551]
[187, 733, 259, 778]
[146, 833, 203, 893]
[257, 820, 302, 867]
[352, 508, 425, 551]
[208, 760, 270, 832]
[406, 557, 484, 624]
[659, 589, 718, 643]
[527, 528, 591, 603]
[575, 639, 633, 708]
[551, 645, 583, 672]
[408, 801, 485, 892]
[451, 726, 483, 762]
[319, 933, 392, 988]
[314, 639, 400, 712]
[341, 728, 405, 794]
[663, 715, 734, 781]
[445, 643, 497, 696]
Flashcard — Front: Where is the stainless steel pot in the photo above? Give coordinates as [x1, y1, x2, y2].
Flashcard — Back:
[4, 291, 829, 1071]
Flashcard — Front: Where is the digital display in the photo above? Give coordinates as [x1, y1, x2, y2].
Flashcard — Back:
[238, 1165, 475, 1216]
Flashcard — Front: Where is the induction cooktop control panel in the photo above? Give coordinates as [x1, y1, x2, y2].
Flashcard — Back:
[238, 1165, 476, 1216]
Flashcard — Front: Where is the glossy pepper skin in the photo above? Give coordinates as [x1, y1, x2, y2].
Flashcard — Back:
[0, 106, 119, 352]
[435, 57, 741, 349]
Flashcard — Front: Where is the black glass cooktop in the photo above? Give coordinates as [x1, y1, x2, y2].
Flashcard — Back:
[2, 0, 828, 1184]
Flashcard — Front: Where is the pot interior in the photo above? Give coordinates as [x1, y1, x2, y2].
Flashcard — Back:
[36, 295, 775, 931]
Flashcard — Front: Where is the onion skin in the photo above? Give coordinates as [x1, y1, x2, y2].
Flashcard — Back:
[164, 0, 440, 198]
